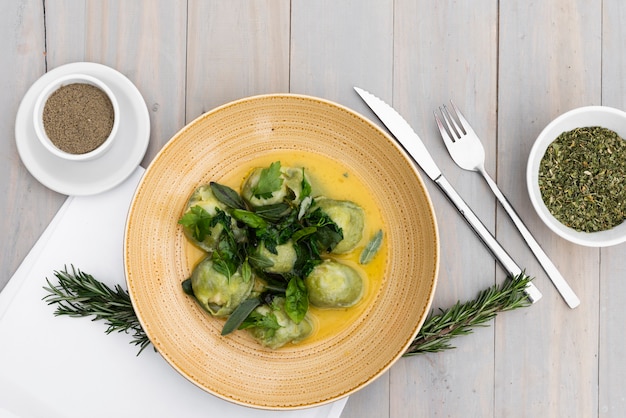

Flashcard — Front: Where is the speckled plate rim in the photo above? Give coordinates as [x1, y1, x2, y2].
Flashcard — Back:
[124, 93, 440, 409]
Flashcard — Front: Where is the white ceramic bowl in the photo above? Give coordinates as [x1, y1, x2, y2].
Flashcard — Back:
[527, 106, 626, 247]
[33, 73, 119, 161]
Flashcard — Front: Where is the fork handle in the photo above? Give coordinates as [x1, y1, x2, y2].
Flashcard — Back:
[479, 170, 580, 308]
[434, 175, 542, 303]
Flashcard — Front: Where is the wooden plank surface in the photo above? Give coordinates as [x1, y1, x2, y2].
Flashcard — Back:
[1, 1, 626, 417]
[600, 1, 626, 416]
[497, 2, 601, 417]
[385, 1, 500, 418]
[45, 0, 188, 163]
[0, 0, 63, 298]
[290, 3, 394, 416]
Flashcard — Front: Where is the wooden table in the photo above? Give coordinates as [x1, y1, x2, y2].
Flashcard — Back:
[2, 1, 625, 417]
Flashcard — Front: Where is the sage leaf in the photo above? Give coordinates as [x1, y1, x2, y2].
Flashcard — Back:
[221, 298, 261, 336]
[360, 230, 383, 264]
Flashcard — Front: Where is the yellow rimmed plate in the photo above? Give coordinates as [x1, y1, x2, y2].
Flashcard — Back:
[124, 94, 439, 409]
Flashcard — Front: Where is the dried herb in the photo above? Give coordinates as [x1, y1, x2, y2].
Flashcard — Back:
[538, 126, 626, 232]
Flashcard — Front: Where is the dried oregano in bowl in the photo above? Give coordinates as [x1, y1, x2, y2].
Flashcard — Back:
[527, 106, 626, 247]
[538, 126, 626, 232]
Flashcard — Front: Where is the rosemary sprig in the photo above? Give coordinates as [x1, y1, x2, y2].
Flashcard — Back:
[42, 266, 151, 355]
[403, 273, 532, 356]
[42, 267, 532, 357]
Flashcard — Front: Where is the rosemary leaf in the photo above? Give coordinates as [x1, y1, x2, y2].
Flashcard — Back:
[403, 273, 532, 356]
[43, 266, 532, 357]
[42, 266, 151, 355]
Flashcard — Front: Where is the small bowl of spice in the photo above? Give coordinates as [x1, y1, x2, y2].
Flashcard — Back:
[33, 73, 119, 161]
[527, 106, 626, 247]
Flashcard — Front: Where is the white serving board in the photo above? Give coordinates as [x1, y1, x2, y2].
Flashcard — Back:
[0, 167, 346, 418]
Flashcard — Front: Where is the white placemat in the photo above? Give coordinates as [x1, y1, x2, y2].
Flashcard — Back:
[0, 167, 347, 418]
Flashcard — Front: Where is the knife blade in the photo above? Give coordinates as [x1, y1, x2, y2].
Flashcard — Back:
[354, 87, 542, 303]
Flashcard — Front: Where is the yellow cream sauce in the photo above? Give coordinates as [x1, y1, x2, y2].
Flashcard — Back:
[184, 150, 387, 345]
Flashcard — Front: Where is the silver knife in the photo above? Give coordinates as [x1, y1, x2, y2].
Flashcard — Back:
[354, 87, 542, 303]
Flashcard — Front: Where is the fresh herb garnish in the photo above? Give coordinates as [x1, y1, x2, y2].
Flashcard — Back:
[43, 266, 533, 356]
[231, 208, 268, 230]
[360, 229, 383, 264]
[301, 168, 312, 199]
[539, 126, 626, 232]
[302, 207, 344, 254]
[210, 181, 246, 210]
[42, 266, 151, 355]
[239, 309, 281, 337]
[285, 276, 309, 324]
[177, 205, 212, 241]
[221, 298, 261, 335]
[254, 202, 292, 222]
[252, 161, 283, 199]
[177, 165, 345, 336]
[403, 272, 532, 355]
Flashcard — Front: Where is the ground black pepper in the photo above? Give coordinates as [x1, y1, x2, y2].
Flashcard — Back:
[42, 83, 115, 155]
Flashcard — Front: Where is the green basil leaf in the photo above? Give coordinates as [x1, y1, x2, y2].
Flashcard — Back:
[301, 168, 312, 199]
[241, 259, 252, 283]
[210, 182, 246, 210]
[254, 203, 292, 222]
[212, 258, 232, 280]
[291, 226, 317, 242]
[312, 227, 343, 253]
[231, 208, 268, 230]
[285, 277, 308, 324]
[181, 278, 194, 296]
[360, 230, 383, 264]
[248, 252, 275, 269]
[221, 298, 261, 335]
[239, 310, 281, 337]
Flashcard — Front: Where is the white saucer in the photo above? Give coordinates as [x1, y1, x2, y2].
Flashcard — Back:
[15, 62, 150, 196]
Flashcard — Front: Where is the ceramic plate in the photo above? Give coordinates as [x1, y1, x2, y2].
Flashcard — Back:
[15, 62, 150, 196]
[124, 94, 439, 409]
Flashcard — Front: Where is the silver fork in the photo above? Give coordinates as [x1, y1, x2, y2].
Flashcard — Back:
[435, 102, 580, 309]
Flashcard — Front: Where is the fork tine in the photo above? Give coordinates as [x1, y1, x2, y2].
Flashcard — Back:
[449, 101, 473, 135]
[434, 110, 456, 147]
[441, 104, 464, 138]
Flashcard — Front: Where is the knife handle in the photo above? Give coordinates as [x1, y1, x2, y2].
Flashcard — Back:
[434, 175, 542, 303]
